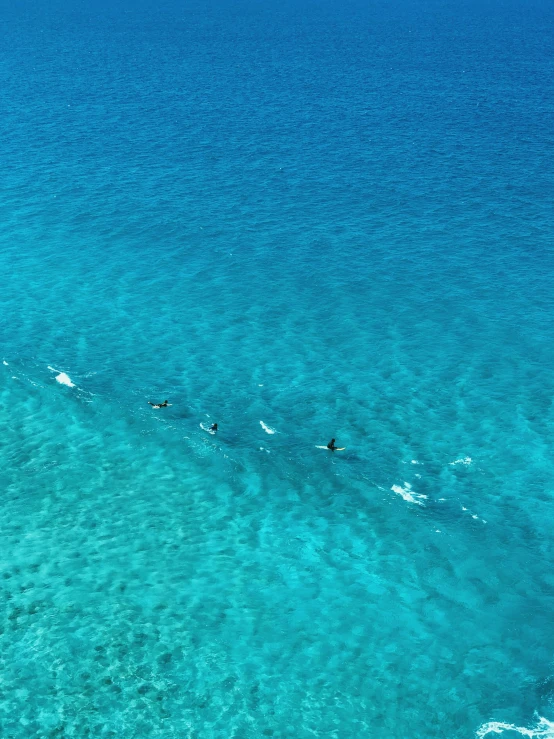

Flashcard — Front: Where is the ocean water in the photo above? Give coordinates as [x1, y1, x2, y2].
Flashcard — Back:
[1, 0, 554, 736]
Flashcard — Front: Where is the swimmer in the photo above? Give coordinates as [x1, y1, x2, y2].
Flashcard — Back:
[209, 423, 218, 432]
[149, 399, 170, 408]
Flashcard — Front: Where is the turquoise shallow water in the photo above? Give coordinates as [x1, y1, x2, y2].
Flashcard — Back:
[1, 1, 554, 736]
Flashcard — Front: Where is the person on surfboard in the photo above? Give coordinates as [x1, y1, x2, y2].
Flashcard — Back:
[149, 399, 169, 408]
[327, 439, 338, 451]
[209, 423, 218, 432]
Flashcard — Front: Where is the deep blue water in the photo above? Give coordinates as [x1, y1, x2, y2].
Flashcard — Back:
[1, 1, 554, 736]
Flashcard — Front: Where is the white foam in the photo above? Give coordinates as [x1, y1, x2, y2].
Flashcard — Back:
[55, 372, 75, 388]
[2, 361, 8, 366]
[411, 460, 420, 465]
[477, 716, 554, 738]
[48, 365, 75, 387]
[450, 456, 472, 466]
[260, 421, 276, 434]
[472, 516, 487, 524]
[391, 482, 427, 506]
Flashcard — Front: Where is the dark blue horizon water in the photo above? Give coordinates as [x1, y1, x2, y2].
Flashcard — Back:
[1, 1, 554, 736]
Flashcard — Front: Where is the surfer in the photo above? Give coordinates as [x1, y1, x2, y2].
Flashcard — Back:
[149, 400, 169, 408]
[316, 439, 345, 451]
[209, 423, 218, 432]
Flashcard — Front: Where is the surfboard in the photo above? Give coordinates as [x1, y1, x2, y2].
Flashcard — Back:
[315, 445, 346, 451]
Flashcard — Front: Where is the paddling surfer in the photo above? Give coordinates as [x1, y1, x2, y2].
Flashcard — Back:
[149, 400, 170, 408]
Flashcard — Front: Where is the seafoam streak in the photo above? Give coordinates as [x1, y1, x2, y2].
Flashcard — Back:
[450, 456, 472, 466]
[476, 716, 554, 738]
[260, 421, 276, 434]
[48, 366, 75, 388]
[391, 482, 427, 506]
